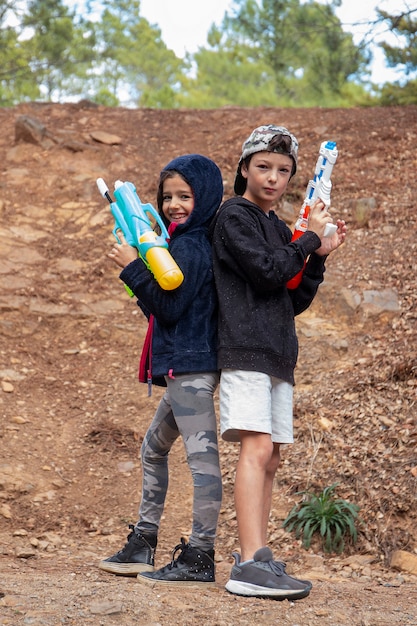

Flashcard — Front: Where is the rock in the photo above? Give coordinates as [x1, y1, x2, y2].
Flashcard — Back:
[277, 200, 296, 225]
[89, 600, 124, 615]
[362, 288, 400, 316]
[1, 381, 14, 392]
[311, 278, 362, 318]
[0, 465, 36, 494]
[390, 550, 417, 575]
[15, 115, 49, 146]
[0, 370, 26, 382]
[304, 554, 325, 569]
[90, 130, 122, 145]
[0, 504, 12, 519]
[351, 197, 377, 227]
[313, 278, 400, 321]
[15, 546, 36, 558]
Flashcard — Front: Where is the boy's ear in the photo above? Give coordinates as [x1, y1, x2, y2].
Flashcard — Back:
[241, 162, 249, 180]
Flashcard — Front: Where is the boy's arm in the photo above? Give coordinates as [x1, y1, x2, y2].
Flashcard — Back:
[214, 208, 321, 291]
[289, 252, 326, 315]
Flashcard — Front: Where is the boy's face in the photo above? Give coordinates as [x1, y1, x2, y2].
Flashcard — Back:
[162, 173, 195, 224]
[241, 151, 293, 213]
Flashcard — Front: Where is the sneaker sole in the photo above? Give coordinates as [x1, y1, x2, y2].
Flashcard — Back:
[98, 561, 154, 576]
[137, 574, 216, 588]
[225, 579, 311, 600]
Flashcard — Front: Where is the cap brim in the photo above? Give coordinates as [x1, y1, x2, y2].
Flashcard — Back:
[234, 164, 246, 195]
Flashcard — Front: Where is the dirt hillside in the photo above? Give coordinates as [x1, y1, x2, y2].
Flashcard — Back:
[0, 102, 416, 625]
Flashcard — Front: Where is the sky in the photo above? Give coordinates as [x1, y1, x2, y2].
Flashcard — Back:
[139, 0, 416, 85]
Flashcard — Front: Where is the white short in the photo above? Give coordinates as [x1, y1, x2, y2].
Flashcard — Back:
[219, 369, 294, 444]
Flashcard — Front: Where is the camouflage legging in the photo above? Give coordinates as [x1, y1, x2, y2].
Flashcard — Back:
[136, 372, 222, 551]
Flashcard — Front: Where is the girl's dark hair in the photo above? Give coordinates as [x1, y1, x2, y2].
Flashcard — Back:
[157, 169, 183, 212]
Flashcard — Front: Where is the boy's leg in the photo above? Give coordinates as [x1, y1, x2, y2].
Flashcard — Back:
[261, 443, 281, 544]
[230, 432, 311, 599]
[220, 370, 311, 598]
[235, 431, 274, 561]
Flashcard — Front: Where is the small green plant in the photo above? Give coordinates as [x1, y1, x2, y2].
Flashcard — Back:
[282, 483, 360, 554]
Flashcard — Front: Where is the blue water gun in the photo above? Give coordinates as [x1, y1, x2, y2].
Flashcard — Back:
[97, 178, 184, 291]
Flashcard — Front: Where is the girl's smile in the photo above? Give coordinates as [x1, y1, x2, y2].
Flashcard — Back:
[162, 174, 194, 224]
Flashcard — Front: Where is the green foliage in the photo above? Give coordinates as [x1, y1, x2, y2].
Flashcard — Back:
[0, 20, 40, 105]
[22, 0, 96, 100]
[91, 86, 119, 107]
[179, 46, 278, 108]
[93, 0, 184, 107]
[187, 0, 371, 107]
[379, 78, 417, 105]
[372, 8, 417, 105]
[0, 0, 414, 107]
[282, 483, 361, 554]
[0, 1, 39, 104]
[378, 8, 417, 75]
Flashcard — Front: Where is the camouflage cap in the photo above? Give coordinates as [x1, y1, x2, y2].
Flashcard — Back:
[234, 124, 299, 195]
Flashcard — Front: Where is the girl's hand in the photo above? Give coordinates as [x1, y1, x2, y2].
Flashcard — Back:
[108, 231, 138, 268]
[315, 219, 347, 256]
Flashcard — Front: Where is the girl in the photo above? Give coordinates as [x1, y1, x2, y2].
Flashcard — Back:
[100, 154, 223, 587]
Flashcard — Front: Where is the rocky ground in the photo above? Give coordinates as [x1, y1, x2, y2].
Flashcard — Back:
[0, 102, 416, 625]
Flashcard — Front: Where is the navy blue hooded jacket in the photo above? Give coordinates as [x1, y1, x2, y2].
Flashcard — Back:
[119, 154, 224, 386]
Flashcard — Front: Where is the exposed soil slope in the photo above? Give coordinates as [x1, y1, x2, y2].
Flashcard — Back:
[0, 103, 416, 625]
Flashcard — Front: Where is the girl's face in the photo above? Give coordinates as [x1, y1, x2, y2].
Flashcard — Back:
[241, 151, 293, 213]
[162, 174, 194, 225]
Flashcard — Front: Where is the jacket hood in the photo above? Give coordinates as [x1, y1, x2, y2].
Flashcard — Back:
[159, 154, 223, 234]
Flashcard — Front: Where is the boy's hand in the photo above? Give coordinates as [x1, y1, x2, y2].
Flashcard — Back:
[306, 199, 333, 239]
[315, 219, 347, 256]
[108, 231, 138, 268]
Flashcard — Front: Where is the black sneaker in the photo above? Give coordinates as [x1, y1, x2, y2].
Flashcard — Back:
[137, 538, 215, 587]
[225, 547, 312, 600]
[98, 525, 157, 576]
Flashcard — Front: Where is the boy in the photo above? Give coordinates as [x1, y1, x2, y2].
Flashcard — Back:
[211, 125, 347, 599]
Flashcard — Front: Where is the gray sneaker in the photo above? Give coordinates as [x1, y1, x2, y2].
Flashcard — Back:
[225, 547, 312, 600]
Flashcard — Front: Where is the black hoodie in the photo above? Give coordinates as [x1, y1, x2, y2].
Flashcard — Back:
[211, 196, 326, 385]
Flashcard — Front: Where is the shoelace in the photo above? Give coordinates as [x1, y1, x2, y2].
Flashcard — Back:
[115, 524, 136, 554]
[167, 538, 188, 570]
[268, 559, 286, 576]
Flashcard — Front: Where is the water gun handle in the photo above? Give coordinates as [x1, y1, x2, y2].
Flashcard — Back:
[286, 213, 309, 290]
